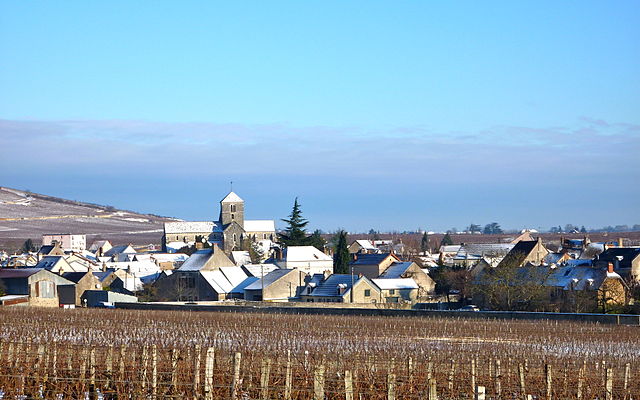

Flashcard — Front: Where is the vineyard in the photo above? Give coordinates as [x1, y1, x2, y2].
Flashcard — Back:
[0, 308, 639, 399]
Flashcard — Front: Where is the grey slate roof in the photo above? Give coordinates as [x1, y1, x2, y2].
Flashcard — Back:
[598, 248, 640, 269]
[350, 253, 394, 266]
[244, 269, 294, 291]
[380, 262, 413, 278]
[307, 274, 354, 297]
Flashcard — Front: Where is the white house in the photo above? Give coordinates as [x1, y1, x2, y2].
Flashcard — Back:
[276, 246, 333, 275]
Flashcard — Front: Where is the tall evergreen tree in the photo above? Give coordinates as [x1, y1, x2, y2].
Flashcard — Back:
[308, 229, 326, 252]
[420, 232, 430, 254]
[279, 198, 309, 247]
[21, 239, 36, 253]
[333, 230, 350, 274]
[440, 233, 453, 247]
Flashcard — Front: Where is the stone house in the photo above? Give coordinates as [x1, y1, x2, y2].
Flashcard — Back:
[300, 273, 382, 303]
[349, 253, 400, 279]
[0, 268, 74, 307]
[348, 240, 379, 254]
[594, 248, 640, 282]
[372, 278, 419, 303]
[61, 271, 103, 306]
[42, 234, 86, 252]
[276, 246, 334, 275]
[244, 269, 307, 301]
[379, 261, 435, 298]
[35, 255, 86, 274]
[497, 238, 549, 268]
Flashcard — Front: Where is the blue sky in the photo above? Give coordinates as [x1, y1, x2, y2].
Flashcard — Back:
[1, 1, 639, 232]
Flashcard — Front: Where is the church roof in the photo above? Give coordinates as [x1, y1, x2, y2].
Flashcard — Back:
[244, 220, 275, 232]
[164, 221, 222, 234]
[221, 191, 244, 203]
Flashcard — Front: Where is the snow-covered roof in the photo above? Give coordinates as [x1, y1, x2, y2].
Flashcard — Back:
[230, 276, 259, 293]
[245, 269, 296, 291]
[178, 249, 214, 271]
[151, 253, 189, 263]
[353, 240, 377, 250]
[244, 220, 276, 232]
[439, 245, 461, 253]
[455, 243, 514, 259]
[306, 274, 354, 297]
[380, 262, 414, 278]
[284, 246, 332, 262]
[221, 191, 244, 203]
[219, 266, 249, 287]
[544, 266, 619, 290]
[372, 278, 419, 290]
[200, 270, 234, 293]
[164, 221, 221, 234]
[242, 264, 280, 277]
[231, 251, 251, 266]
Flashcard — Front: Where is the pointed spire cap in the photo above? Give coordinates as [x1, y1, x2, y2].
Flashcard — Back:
[221, 191, 244, 203]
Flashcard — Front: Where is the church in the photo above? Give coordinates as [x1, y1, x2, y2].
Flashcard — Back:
[163, 191, 276, 254]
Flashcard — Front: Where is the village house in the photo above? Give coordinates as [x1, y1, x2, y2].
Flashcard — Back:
[348, 240, 379, 254]
[349, 253, 400, 279]
[163, 191, 276, 255]
[497, 238, 549, 268]
[275, 246, 334, 275]
[300, 273, 381, 303]
[378, 261, 435, 298]
[371, 278, 419, 303]
[88, 240, 113, 256]
[61, 271, 103, 306]
[35, 255, 87, 274]
[37, 241, 65, 257]
[594, 247, 640, 282]
[244, 269, 307, 301]
[42, 234, 86, 252]
[544, 262, 628, 313]
[0, 268, 74, 307]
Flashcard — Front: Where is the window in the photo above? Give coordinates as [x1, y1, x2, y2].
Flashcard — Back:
[233, 234, 237, 242]
[364, 289, 371, 297]
[37, 280, 55, 298]
[231, 204, 236, 212]
[389, 289, 395, 295]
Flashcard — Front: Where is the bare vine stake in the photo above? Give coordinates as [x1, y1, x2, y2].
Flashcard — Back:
[80, 347, 88, 391]
[192, 345, 201, 400]
[518, 363, 526, 400]
[387, 372, 396, 400]
[475, 385, 486, 400]
[314, 364, 325, 400]
[260, 358, 272, 400]
[623, 362, 630, 397]
[105, 344, 113, 390]
[427, 361, 433, 380]
[204, 347, 214, 400]
[545, 364, 552, 400]
[284, 349, 292, 400]
[90, 347, 96, 389]
[51, 343, 57, 380]
[495, 359, 502, 399]
[344, 370, 353, 400]
[428, 376, 437, 400]
[35, 344, 44, 387]
[448, 359, 455, 394]
[6, 343, 14, 367]
[605, 368, 613, 400]
[471, 358, 477, 396]
[577, 361, 585, 400]
[171, 348, 179, 394]
[141, 346, 148, 391]
[119, 345, 125, 385]
[152, 345, 158, 400]
[231, 352, 242, 399]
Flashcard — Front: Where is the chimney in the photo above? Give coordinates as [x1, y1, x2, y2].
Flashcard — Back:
[608, 262, 614, 274]
[619, 238, 624, 247]
[323, 270, 331, 280]
[195, 241, 204, 250]
[353, 253, 358, 261]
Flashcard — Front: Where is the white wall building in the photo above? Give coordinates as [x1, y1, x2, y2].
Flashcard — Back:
[42, 234, 86, 252]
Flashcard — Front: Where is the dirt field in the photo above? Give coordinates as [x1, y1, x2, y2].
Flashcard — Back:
[0, 308, 638, 398]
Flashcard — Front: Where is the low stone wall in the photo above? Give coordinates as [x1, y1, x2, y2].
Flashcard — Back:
[115, 301, 640, 325]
